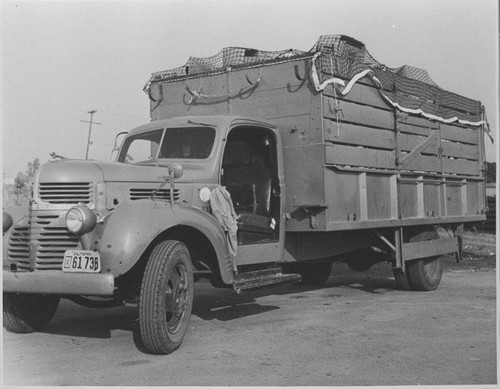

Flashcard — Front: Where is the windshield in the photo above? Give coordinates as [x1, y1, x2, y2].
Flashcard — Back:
[118, 126, 216, 163]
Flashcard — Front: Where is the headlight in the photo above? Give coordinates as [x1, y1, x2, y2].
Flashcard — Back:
[65, 204, 97, 235]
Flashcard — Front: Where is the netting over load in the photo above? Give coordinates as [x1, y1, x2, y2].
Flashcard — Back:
[144, 34, 487, 128]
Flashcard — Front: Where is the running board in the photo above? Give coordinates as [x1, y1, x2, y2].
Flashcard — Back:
[233, 267, 302, 294]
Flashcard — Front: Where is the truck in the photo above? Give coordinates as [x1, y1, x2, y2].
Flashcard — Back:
[3, 35, 490, 354]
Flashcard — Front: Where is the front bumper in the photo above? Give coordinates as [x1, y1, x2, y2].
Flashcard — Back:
[3, 270, 114, 296]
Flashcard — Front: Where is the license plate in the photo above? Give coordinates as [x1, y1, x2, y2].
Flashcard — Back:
[63, 250, 101, 273]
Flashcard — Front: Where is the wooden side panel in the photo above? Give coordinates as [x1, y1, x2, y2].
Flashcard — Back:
[323, 82, 392, 111]
[397, 113, 439, 129]
[396, 113, 481, 176]
[152, 59, 314, 125]
[324, 169, 361, 223]
[423, 182, 440, 216]
[399, 180, 418, 218]
[323, 120, 395, 150]
[324, 98, 394, 129]
[445, 182, 463, 216]
[440, 124, 479, 145]
[325, 144, 396, 169]
[366, 175, 393, 220]
[399, 134, 479, 160]
[466, 181, 481, 216]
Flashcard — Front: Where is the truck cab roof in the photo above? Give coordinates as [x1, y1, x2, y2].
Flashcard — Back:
[127, 115, 276, 137]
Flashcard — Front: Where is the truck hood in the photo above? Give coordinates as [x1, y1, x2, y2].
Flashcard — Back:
[39, 159, 105, 183]
[43, 159, 217, 184]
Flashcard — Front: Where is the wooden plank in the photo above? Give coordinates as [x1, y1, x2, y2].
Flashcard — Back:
[399, 133, 438, 154]
[440, 140, 479, 161]
[389, 175, 398, 218]
[402, 237, 457, 261]
[417, 176, 425, 217]
[323, 120, 395, 150]
[274, 114, 313, 147]
[325, 144, 396, 169]
[325, 215, 485, 232]
[398, 133, 479, 161]
[231, 84, 313, 120]
[397, 113, 439, 129]
[398, 122, 432, 136]
[440, 124, 478, 145]
[366, 175, 392, 220]
[324, 99, 394, 130]
[323, 82, 392, 111]
[399, 131, 439, 169]
[398, 121, 479, 147]
[403, 154, 440, 173]
[442, 158, 481, 176]
[402, 154, 479, 176]
[155, 100, 229, 120]
[358, 172, 368, 220]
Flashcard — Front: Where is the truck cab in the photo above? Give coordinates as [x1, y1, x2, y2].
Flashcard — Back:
[3, 115, 294, 354]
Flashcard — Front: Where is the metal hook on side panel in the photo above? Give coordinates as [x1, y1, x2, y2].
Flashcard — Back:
[245, 70, 262, 86]
[185, 83, 203, 105]
[147, 83, 164, 103]
[294, 64, 306, 81]
[148, 84, 164, 112]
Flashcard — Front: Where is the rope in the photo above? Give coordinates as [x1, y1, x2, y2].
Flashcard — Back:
[310, 56, 490, 134]
[186, 73, 262, 104]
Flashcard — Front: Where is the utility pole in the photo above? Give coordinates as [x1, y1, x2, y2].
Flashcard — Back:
[81, 110, 101, 160]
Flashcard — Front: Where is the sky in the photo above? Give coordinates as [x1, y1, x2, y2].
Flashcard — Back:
[1, 0, 498, 178]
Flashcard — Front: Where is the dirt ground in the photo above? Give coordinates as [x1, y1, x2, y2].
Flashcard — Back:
[1, 229, 497, 387]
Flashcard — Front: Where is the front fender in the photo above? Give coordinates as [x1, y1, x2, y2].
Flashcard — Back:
[94, 199, 232, 282]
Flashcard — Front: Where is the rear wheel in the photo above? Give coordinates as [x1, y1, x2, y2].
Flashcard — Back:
[393, 227, 444, 291]
[3, 293, 60, 333]
[139, 240, 194, 354]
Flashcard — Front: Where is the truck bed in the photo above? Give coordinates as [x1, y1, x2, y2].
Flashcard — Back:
[146, 36, 487, 232]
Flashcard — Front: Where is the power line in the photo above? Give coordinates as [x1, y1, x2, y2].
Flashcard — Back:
[80, 110, 101, 160]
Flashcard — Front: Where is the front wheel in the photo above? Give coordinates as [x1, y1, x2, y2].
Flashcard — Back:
[3, 293, 60, 333]
[139, 240, 194, 354]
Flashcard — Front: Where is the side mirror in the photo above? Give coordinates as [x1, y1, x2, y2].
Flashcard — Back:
[111, 131, 128, 161]
[168, 162, 184, 179]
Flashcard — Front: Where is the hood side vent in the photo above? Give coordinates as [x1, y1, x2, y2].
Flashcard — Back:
[130, 188, 180, 201]
[39, 182, 92, 204]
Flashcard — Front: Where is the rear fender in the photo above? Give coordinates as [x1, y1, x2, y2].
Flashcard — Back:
[95, 199, 233, 283]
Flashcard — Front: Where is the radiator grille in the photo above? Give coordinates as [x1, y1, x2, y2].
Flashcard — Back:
[7, 213, 80, 271]
[7, 225, 30, 270]
[130, 188, 180, 201]
[38, 182, 92, 204]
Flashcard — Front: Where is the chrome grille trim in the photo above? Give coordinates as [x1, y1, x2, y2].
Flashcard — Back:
[7, 225, 30, 270]
[7, 212, 80, 271]
[38, 182, 93, 204]
[130, 188, 180, 201]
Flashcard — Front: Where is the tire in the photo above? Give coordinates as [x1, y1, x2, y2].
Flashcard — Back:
[139, 240, 194, 354]
[295, 261, 333, 286]
[3, 293, 60, 333]
[393, 227, 444, 291]
[407, 255, 443, 291]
